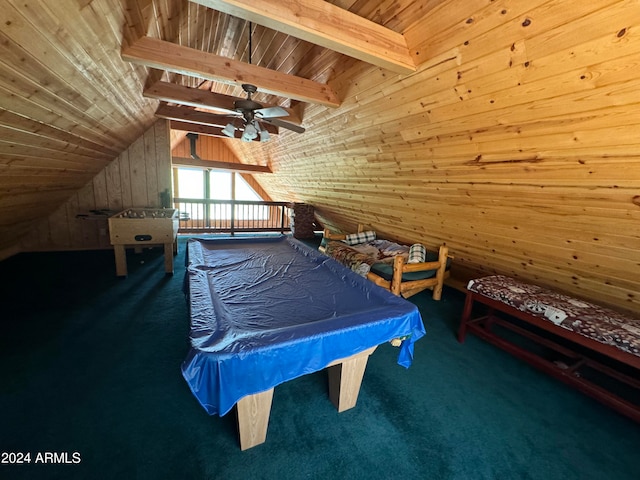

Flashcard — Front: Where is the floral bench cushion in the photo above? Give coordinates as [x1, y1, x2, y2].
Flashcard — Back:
[467, 275, 640, 358]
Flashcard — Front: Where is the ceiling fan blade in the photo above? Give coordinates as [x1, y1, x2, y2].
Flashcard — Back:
[255, 106, 289, 118]
[207, 105, 240, 116]
[263, 118, 306, 134]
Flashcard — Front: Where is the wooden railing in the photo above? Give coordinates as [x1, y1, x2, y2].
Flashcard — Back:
[174, 198, 291, 234]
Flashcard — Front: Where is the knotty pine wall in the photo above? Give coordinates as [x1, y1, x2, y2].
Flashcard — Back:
[20, 121, 171, 252]
[172, 133, 239, 162]
[231, 0, 640, 315]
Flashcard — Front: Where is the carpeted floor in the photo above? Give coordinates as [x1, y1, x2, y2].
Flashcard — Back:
[1, 235, 639, 480]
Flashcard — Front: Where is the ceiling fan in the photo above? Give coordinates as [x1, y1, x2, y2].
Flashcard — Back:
[212, 22, 305, 142]
[216, 83, 305, 142]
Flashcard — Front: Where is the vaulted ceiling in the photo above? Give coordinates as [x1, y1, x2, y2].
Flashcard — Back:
[0, 0, 434, 248]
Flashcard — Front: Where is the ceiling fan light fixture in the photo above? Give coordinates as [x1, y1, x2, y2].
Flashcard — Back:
[243, 122, 258, 141]
[222, 123, 236, 137]
[208, 81, 302, 142]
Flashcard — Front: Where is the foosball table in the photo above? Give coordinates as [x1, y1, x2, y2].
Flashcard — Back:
[108, 208, 179, 277]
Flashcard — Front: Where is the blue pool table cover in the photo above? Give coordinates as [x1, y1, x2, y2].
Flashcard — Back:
[181, 236, 426, 416]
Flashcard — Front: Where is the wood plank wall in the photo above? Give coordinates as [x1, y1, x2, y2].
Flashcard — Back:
[172, 134, 239, 161]
[0, 0, 161, 254]
[20, 120, 171, 252]
[234, 0, 640, 315]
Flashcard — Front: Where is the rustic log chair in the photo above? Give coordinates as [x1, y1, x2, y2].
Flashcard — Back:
[319, 224, 451, 300]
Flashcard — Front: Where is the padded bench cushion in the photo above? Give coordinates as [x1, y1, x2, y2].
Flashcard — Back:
[467, 275, 640, 358]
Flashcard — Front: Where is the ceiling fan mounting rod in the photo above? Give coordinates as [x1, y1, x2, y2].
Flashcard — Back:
[242, 83, 257, 98]
[248, 21, 252, 66]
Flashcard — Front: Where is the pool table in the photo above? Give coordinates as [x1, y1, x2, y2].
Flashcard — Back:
[181, 236, 425, 450]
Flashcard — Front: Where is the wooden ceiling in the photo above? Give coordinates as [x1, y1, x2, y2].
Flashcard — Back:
[2, 0, 640, 314]
[0, 0, 433, 248]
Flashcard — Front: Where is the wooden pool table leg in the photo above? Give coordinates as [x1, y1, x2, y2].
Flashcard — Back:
[327, 346, 377, 412]
[236, 388, 274, 451]
[235, 347, 376, 450]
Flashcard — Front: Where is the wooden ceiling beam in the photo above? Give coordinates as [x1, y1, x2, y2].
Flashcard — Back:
[191, 0, 416, 75]
[122, 36, 340, 107]
[155, 103, 279, 134]
[172, 156, 272, 172]
[169, 120, 261, 142]
[145, 81, 303, 124]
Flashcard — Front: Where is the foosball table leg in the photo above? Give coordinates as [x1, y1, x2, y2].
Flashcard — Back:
[164, 243, 174, 274]
[114, 244, 127, 277]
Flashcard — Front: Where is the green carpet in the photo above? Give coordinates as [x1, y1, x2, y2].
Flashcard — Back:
[1, 236, 639, 479]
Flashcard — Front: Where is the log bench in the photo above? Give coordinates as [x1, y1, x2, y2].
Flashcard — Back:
[458, 275, 640, 422]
